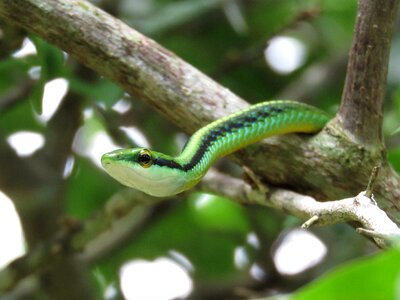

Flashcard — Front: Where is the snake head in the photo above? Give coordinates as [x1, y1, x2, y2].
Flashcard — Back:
[101, 148, 186, 197]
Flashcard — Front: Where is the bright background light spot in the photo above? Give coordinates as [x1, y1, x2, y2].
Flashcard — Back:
[250, 263, 266, 281]
[83, 107, 94, 120]
[265, 36, 306, 74]
[73, 109, 121, 167]
[63, 155, 75, 179]
[234, 246, 250, 270]
[7, 131, 45, 157]
[112, 99, 132, 114]
[104, 284, 118, 300]
[247, 232, 260, 249]
[120, 258, 192, 300]
[120, 126, 150, 148]
[0, 192, 25, 268]
[28, 66, 41, 80]
[194, 193, 215, 210]
[39, 78, 69, 122]
[273, 229, 327, 276]
[175, 132, 189, 149]
[12, 38, 37, 58]
[73, 129, 120, 168]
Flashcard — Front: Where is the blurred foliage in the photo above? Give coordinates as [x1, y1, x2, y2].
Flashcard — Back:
[284, 247, 400, 300]
[0, 0, 399, 299]
[100, 195, 253, 283]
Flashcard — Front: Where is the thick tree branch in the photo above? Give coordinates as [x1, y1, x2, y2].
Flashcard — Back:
[338, 0, 399, 146]
[0, 19, 25, 58]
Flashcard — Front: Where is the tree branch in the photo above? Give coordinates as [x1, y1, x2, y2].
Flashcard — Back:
[337, 0, 399, 146]
[1, 0, 399, 223]
[199, 169, 400, 249]
[0, 19, 25, 58]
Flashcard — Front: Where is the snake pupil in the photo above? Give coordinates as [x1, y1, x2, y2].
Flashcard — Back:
[138, 149, 153, 168]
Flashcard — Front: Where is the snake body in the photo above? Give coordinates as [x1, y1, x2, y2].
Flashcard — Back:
[101, 100, 329, 197]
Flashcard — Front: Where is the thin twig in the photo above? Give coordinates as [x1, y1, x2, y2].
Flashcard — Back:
[302, 215, 319, 229]
[365, 166, 380, 198]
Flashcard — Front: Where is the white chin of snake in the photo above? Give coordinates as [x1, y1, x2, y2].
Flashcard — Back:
[103, 163, 186, 197]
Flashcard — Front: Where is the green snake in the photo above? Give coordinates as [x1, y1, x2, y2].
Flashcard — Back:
[101, 100, 329, 197]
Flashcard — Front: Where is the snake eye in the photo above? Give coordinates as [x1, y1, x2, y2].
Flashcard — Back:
[138, 149, 153, 168]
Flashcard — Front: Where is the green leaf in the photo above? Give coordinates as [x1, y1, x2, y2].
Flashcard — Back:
[31, 35, 65, 80]
[286, 248, 400, 300]
[0, 94, 43, 133]
[0, 56, 35, 92]
[69, 77, 123, 106]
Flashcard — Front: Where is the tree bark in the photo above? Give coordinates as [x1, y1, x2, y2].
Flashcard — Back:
[338, 0, 399, 146]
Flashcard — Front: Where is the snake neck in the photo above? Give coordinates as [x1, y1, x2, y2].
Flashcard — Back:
[172, 101, 329, 184]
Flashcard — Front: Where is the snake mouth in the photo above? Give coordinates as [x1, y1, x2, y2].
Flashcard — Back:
[103, 162, 184, 197]
[101, 153, 114, 167]
[103, 162, 175, 184]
